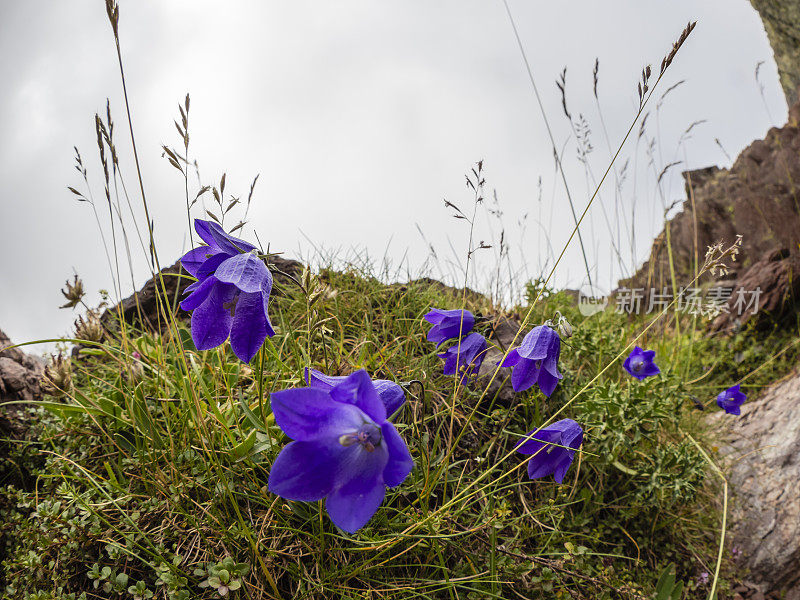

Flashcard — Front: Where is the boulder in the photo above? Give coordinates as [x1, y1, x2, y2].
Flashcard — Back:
[0, 328, 43, 402]
[715, 365, 800, 599]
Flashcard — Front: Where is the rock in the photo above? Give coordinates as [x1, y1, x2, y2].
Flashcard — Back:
[710, 250, 800, 332]
[715, 364, 800, 599]
[750, 0, 800, 106]
[0, 328, 43, 402]
[618, 90, 800, 326]
[101, 255, 304, 333]
[477, 315, 523, 405]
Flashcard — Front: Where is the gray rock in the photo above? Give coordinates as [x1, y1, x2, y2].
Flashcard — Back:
[715, 366, 800, 599]
[0, 328, 43, 402]
[477, 315, 522, 406]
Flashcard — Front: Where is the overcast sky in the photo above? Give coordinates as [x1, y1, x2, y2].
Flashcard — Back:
[0, 1, 786, 351]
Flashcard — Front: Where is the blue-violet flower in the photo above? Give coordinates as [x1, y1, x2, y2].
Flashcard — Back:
[516, 418, 583, 483]
[498, 325, 562, 396]
[304, 368, 406, 416]
[716, 383, 746, 415]
[180, 219, 275, 363]
[438, 332, 488, 382]
[268, 370, 414, 533]
[623, 346, 660, 380]
[423, 308, 475, 347]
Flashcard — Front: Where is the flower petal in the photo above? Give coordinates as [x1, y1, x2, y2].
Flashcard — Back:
[422, 309, 447, 325]
[230, 291, 269, 363]
[498, 348, 521, 367]
[536, 367, 560, 397]
[181, 246, 221, 277]
[195, 219, 257, 254]
[527, 453, 557, 480]
[518, 326, 557, 360]
[306, 369, 406, 416]
[374, 380, 406, 416]
[511, 357, 538, 392]
[304, 368, 341, 390]
[268, 439, 343, 502]
[552, 451, 576, 484]
[271, 387, 364, 441]
[214, 252, 270, 293]
[190, 281, 236, 350]
[196, 251, 231, 281]
[325, 478, 386, 534]
[329, 370, 387, 423]
[381, 422, 413, 488]
[180, 276, 217, 312]
[516, 428, 560, 454]
[325, 441, 389, 532]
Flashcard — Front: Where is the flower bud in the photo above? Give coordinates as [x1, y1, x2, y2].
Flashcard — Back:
[557, 316, 573, 339]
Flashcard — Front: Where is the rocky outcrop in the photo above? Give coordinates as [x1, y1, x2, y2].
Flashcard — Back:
[751, 0, 800, 106]
[619, 96, 800, 330]
[715, 365, 800, 599]
[711, 249, 800, 332]
[0, 328, 43, 402]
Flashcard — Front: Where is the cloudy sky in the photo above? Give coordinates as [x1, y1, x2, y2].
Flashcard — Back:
[0, 1, 786, 351]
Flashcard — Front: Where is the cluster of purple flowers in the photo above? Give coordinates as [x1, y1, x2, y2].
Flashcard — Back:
[620, 344, 746, 415]
[424, 308, 581, 485]
[178, 219, 413, 533]
[424, 309, 488, 382]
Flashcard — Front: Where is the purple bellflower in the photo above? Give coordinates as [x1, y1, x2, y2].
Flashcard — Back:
[716, 383, 747, 415]
[623, 346, 660, 380]
[268, 370, 413, 533]
[498, 325, 563, 396]
[438, 332, 488, 382]
[516, 418, 583, 483]
[423, 308, 475, 347]
[180, 219, 275, 363]
[304, 368, 407, 416]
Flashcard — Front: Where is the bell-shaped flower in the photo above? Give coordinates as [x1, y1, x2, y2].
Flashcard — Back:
[180, 219, 257, 278]
[437, 333, 488, 382]
[498, 325, 563, 396]
[179, 220, 275, 363]
[423, 308, 475, 347]
[268, 370, 414, 533]
[623, 346, 660, 380]
[516, 418, 583, 483]
[304, 368, 406, 417]
[716, 383, 746, 415]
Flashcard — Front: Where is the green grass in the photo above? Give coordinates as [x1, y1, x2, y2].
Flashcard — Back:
[4, 264, 791, 599]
